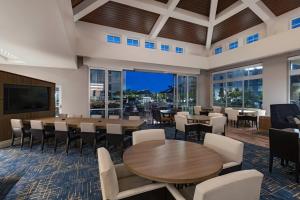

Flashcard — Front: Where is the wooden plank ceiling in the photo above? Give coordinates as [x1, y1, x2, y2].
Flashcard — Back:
[212, 8, 263, 43]
[158, 18, 207, 45]
[80, 1, 160, 34]
[262, 0, 300, 16]
[73, 0, 299, 45]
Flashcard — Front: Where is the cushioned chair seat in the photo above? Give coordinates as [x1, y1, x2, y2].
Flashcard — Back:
[223, 162, 239, 169]
[119, 175, 153, 192]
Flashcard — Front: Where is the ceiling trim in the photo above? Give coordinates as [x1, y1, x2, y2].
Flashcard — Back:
[206, 0, 218, 49]
[73, 0, 109, 21]
[149, 0, 181, 38]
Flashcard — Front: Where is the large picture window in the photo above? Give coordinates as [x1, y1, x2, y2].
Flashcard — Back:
[212, 64, 263, 109]
[289, 56, 300, 107]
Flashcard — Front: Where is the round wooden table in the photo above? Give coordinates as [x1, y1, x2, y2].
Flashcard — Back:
[123, 140, 223, 184]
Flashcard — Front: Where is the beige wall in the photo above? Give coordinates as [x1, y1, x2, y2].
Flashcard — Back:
[0, 64, 89, 116]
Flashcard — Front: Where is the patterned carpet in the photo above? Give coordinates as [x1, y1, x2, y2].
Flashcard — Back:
[1, 126, 300, 200]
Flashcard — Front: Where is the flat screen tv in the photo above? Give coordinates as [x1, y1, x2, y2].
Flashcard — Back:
[4, 84, 50, 114]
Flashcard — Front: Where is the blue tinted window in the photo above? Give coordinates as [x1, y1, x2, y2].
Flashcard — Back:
[161, 44, 170, 52]
[229, 41, 238, 50]
[246, 33, 259, 44]
[176, 47, 184, 54]
[145, 41, 155, 49]
[127, 38, 139, 47]
[291, 63, 300, 70]
[107, 35, 121, 44]
[292, 17, 300, 29]
[215, 47, 222, 55]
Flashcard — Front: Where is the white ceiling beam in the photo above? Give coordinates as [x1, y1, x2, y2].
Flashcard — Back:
[241, 0, 275, 23]
[206, 0, 218, 49]
[171, 8, 209, 27]
[214, 1, 247, 25]
[149, 0, 181, 38]
[73, 0, 109, 21]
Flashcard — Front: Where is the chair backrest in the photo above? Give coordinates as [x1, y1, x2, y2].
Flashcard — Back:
[224, 107, 233, 114]
[193, 170, 263, 200]
[11, 119, 23, 129]
[204, 133, 244, 164]
[30, 120, 44, 130]
[210, 116, 227, 134]
[177, 111, 189, 116]
[59, 113, 68, 119]
[212, 106, 222, 113]
[54, 122, 68, 132]
[109, 115, 120, 120]
[194, 106, 202, 115]
[106, 124, 122, 135]
[257, 109, 266, 117]
[68, 114, 83, 118]
[269, 128, 299, 162]
[227, 109, 239, 121]
[97, 148, 119, 200]
[208, 113, 223, 117]
[174, 114, 188, 132]
[91, 114, 102, 119]
[80, 123, 96, 133]
[129, 116, 141, 120]
[270, 104, 300, 129]
[132, 129, 165, 145]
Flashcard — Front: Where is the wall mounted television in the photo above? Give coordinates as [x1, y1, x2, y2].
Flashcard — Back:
[4, 84, 50, 114]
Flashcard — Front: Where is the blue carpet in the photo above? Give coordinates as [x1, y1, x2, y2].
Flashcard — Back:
[0, 126, 300, 200]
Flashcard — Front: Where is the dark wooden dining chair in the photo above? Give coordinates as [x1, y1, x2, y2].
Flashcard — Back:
[54, 122, 80, 155]
[10, 119, 31, 148]
[30, 120, 54, 152]
[269, 128, 300, 182]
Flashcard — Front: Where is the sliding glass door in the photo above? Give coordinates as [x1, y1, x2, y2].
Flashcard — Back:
[89, 69, 122, 117]
[289, 57, 300, 107]
[177, 75, 197, 112]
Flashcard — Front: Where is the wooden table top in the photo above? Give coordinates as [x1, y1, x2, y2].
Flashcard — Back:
[123, 140, 223, 184]
[187, 115, 211, 122]
[30, 117, 145, 130]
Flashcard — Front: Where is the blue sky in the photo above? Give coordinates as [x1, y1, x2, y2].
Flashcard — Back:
[125, 71, 174, 93]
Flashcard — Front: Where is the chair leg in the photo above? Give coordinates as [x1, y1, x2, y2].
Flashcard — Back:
[184, 132, 187, 141]
[80, 138, 83, 156]
[93, 138, 97, 155]
[66, 138, 70, 155]
[174, 129, 177, 139]
[296, 163, 299, 183]
[54, 137, 57, 153]
[11, 135, 15, 146]
[41, 136, 45, 152]
[30, 135, 33, 150]
[21, 134, 24, 148]
[269, 154, 273, 173]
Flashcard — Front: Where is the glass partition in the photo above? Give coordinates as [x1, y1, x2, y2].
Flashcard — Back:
[108, 70, 122, 116]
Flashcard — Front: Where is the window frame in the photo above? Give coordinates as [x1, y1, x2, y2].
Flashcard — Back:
[127, 37, 140, 47]
[246, 33, 259, 44]
[145, 40, 156, 49]
[229, 40, 239, 50]
[161, 44, 171, 52]
[175, 47, 184, 54]
[106, 34, 122, 44]
[214, 47, 223, 55]
[211, 64, 263, 109]
[291, 17, 300, 29]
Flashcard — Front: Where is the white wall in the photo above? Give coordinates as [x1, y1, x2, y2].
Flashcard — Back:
[0, 64, 89, 116]
[262, 56, 289, 114]
[76, 22, 210, 69]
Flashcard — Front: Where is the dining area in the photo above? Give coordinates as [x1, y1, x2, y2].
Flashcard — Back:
[98, 128, 264, 200]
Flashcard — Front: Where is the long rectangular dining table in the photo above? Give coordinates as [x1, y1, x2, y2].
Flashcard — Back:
[27, 117, 145, 131]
